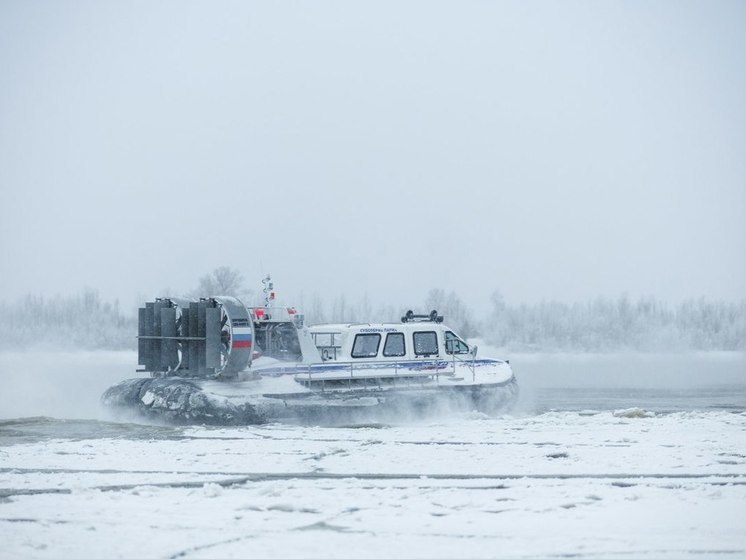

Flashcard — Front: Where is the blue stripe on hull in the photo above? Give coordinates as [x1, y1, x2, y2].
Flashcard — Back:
[255, 358, 505, 376]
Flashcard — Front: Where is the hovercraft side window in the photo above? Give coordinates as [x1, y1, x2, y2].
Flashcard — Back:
[445, 331, 470, 354]
[351, 333, 381, 358]
[383, 332, 405, 357]
[413, 331, 438, 356]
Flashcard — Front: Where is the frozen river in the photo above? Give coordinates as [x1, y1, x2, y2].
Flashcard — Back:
[1, 351, 745, 558]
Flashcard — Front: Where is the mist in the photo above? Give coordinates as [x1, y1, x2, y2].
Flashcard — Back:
[2, 348, 743, 422]
[0, 350, 138, 420]
[1, 1, 745, 312]
[0, 0, 743, 438]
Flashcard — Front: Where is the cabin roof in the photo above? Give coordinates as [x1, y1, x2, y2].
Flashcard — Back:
[308, 322, 458, 333]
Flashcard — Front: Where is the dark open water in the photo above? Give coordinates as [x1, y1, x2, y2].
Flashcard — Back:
[514, 351, 746, 413]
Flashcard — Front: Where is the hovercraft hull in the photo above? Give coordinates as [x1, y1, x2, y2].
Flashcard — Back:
[101, 374, 519, 426]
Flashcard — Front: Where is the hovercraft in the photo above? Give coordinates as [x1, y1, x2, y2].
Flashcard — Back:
[102, 279, 518, 425]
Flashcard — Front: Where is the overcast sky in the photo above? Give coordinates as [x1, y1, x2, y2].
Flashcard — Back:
[1, 1, 744, 311]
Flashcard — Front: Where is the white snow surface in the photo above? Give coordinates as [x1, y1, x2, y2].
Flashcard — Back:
[2, 411, 745, 558]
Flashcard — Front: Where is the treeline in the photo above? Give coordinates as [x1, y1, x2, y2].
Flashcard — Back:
[0, 288, 744, 352]
[298, 289, 480, 338]
[484, 292, 746, 352]
[0, 290, 136, 350]
[300, 290, 746, 352]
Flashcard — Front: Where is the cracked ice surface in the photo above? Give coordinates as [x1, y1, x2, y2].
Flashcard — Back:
[1, 411, 745, 558]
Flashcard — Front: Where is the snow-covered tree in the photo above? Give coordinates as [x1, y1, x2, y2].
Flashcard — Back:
[424, 289, 479, 338]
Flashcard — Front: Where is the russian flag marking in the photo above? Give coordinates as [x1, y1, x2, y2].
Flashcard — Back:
[232, 327, 252, 349]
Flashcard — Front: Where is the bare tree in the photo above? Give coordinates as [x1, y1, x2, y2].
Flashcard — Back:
[190, 266, 250, 299]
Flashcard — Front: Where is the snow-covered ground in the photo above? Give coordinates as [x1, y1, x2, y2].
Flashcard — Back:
[1, 351, 745, 558]
[2, 412, 745, 558]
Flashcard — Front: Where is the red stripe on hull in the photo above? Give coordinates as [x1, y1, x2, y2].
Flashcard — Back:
[232, 340, 252, 348]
